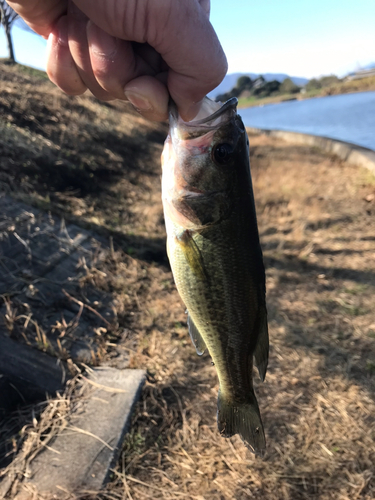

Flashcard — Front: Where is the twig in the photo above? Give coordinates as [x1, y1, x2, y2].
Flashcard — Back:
[13, 231, 31, 255]
[81, 376, 127, 394]
[125, 476, 192, 497]
[62, 289, 111, 327]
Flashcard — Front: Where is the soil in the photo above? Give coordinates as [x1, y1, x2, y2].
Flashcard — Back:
[0, 62, 375, 499]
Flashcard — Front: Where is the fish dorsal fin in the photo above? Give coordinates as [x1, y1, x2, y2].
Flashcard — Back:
[254, 307, 269, 382]
[187, 313, 207, 356]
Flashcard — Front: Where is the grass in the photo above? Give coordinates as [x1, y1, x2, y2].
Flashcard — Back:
[0, 59, 49, 80]
[329, 75, 375, 95]
[238, 75, 375, 109]
[238, 93, 299, 108]
[15, 63, 49, 80]
[358, 169, 375, 187]
[0, 61, 375, 499]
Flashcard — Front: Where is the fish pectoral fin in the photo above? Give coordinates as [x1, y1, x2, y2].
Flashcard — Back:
[187, 313, 207, 356]
[253, 306, 269, 382]
[175, 230, 207, 280]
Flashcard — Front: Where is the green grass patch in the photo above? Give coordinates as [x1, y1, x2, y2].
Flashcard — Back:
[342, 284, 369, 295]
[0, 60, 48, 80]
[238, 93, 299, 109]
[17, 63, 48, 80]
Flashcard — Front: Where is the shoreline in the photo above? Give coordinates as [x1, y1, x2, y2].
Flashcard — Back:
[246, 127, 375, 173]
[238, 79, 375, 109]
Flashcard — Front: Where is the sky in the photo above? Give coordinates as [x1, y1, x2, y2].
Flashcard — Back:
[1, 0, 375, 79]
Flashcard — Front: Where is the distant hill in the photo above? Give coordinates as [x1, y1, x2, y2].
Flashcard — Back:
[208, 72, 309, 99]
[364, 62, 375, 70]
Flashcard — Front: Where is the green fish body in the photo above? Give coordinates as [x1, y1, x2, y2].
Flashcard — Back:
[161, 98, 269, 453]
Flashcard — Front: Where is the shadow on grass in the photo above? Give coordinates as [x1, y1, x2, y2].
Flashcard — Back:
[264, 255, 375, 287]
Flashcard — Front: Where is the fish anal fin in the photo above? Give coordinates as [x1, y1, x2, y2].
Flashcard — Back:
[254, 307, 269, 382]
[217, 389, 266, 455]
[187, 313, 207, 356]
[175, 230, 206, 280]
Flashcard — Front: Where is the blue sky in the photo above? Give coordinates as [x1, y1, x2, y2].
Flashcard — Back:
[0, 22, 47, 69]
[210, 0, 375, 77]
[1, 0, 375, 78]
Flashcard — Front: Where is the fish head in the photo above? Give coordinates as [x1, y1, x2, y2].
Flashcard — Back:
[162, 97, 249, 230]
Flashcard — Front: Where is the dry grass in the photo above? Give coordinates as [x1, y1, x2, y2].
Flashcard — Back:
[238, 76, 375, 108]
[1, 63, 375, 499]
[0, 374, 83, 498]
[96, 137, 375, 500]
[103, 137, 375, 500]
[323, 76, 375, 96]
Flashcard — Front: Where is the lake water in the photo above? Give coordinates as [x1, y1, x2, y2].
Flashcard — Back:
[240, 91, 375, 151]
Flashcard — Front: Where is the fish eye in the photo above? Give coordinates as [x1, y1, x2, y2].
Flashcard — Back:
[212, 143, 234, 165]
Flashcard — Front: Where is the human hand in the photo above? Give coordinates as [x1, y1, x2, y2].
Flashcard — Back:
[8, 0, 227, 121]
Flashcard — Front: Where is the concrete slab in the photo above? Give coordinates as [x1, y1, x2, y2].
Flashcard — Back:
[14, 367, 145, 499]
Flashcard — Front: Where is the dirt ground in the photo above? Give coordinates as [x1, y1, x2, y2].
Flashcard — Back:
[1, 62, 375, 499]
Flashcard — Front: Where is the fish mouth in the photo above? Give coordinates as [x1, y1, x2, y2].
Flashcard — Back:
[169, 97, 238, 133]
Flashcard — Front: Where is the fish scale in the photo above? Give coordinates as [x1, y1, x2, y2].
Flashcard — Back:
[162, 97, 269, 453]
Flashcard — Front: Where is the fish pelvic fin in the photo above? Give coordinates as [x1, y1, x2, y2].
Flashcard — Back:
[254, 306, 269, 382]
[217, 389, 266, 454]
[187, 313, 207, 355]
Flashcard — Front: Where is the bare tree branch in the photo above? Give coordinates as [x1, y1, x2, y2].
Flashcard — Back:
[0, 0, 18, 26]
[0, 0, 19, 62]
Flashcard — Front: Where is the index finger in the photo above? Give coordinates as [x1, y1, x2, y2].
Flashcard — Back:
[73, 0, 227, 120]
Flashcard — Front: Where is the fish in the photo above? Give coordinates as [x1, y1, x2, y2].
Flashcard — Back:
[161, 97, 269, 453]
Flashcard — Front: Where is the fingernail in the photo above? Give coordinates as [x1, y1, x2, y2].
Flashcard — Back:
[124, 91, 153, 111]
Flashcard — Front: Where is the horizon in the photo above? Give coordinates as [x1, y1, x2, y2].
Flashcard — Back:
[1, 0, 375, 81]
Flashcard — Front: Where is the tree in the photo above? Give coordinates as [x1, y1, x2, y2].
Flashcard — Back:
[319, 75, 340, 87]
[253, 80, 280, 97]
[279, 77, 300, 94]
[0, 0, 19, 63]
[253, 75, 265, 88]
[305, 78, 322, 91]
[236, 75, 253, 91]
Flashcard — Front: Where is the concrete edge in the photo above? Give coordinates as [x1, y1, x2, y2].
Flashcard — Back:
[8, 368, 147, 500]
[246, 127, 375, 176]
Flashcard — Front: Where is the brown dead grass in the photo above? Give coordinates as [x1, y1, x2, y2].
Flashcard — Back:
[323, 76, 375, 96]
[95, 136, 375, 500]
[0, 63, 375, 499]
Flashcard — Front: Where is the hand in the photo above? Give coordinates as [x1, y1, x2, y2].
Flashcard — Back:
[8, 0, 227, 121]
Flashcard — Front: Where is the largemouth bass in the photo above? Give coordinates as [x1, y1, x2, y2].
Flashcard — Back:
[161, 97, 269, 453]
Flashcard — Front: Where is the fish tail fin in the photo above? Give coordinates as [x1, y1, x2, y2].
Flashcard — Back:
[217, 389, 265, 454]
